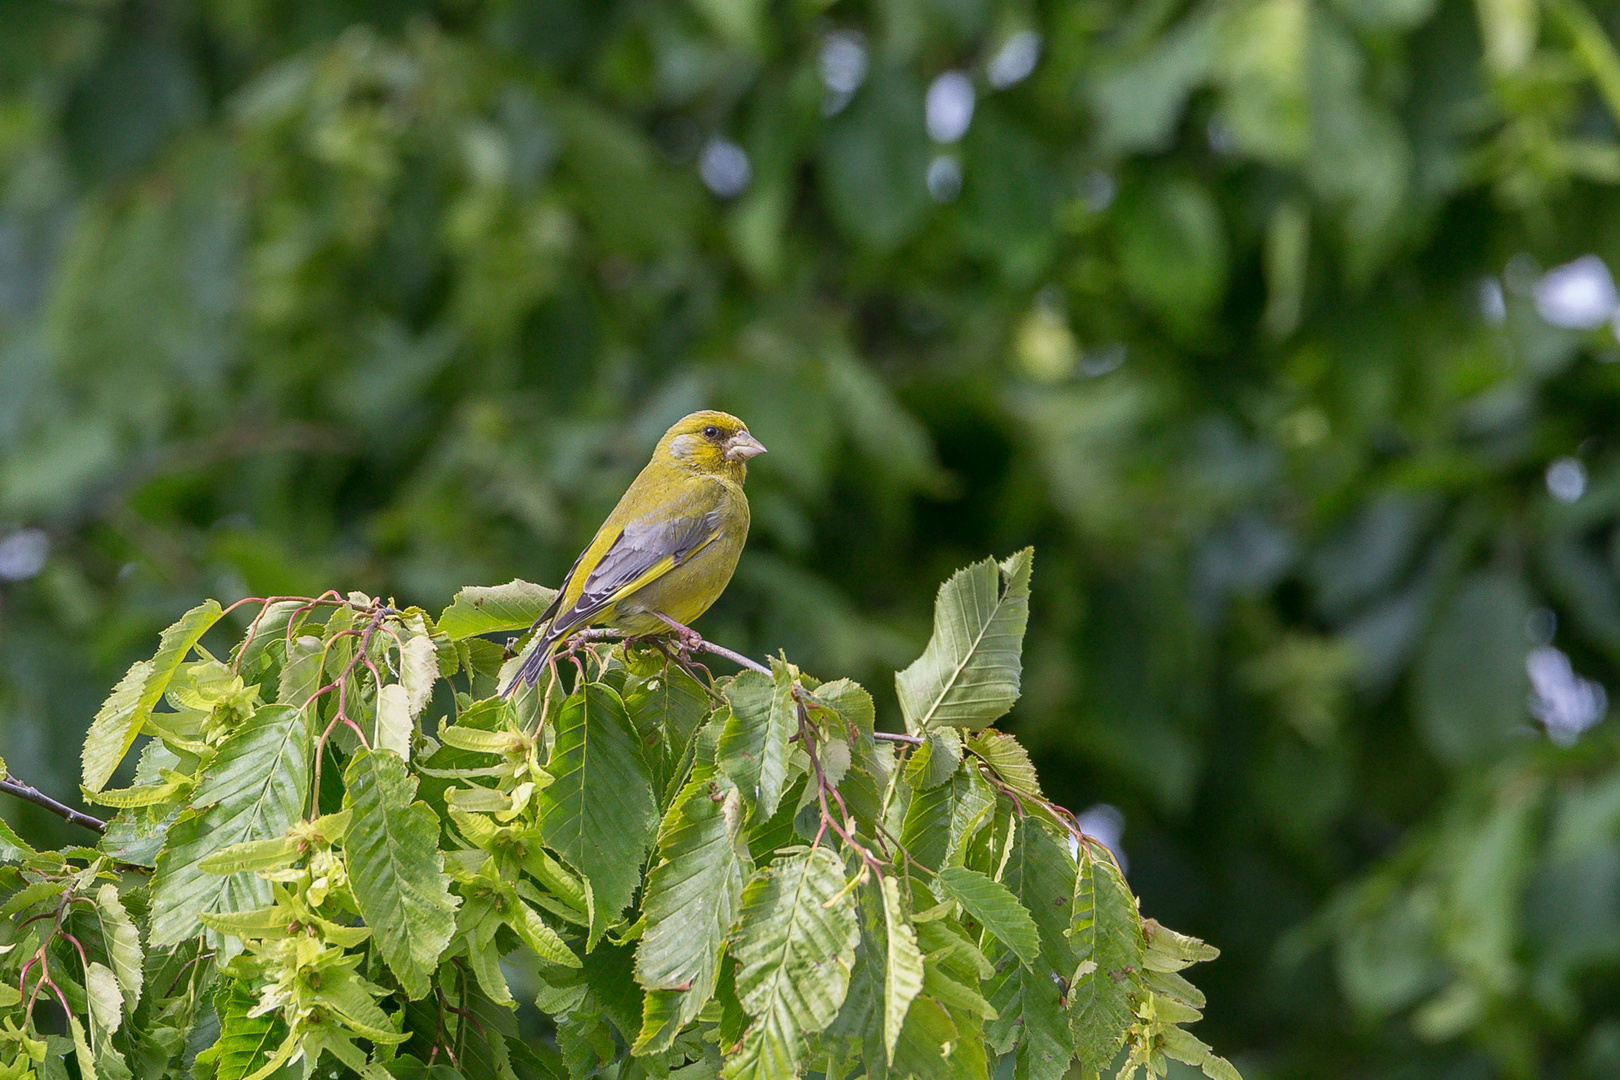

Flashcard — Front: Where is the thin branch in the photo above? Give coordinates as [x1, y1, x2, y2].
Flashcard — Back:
[0, 776, 105, 834]
[583, 626, 928, 746]
[684, 637, 920, 751]
[688, 638, 770, 676]
[799, 701, 885, 878]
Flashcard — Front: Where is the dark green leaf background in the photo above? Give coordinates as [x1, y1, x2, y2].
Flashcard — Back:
[6, 0, 1620, 1074]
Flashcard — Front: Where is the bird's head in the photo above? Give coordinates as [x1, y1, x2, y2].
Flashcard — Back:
[659, 410, 767, 481]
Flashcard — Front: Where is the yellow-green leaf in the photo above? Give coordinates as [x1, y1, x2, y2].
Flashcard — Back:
[83, 601, 223, 793]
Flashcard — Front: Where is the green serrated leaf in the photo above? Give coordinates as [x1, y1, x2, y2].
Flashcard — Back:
[624, 663, 714, 795]
[510, 1032, 570, 1080]
[580, 940, 643, 1045]
[901, 767, 994, 873]
[2, 879, 66, 917]
[894, 550, 1031, 732]
[634, 780, 751, 1054]
[718, 665, 796, 821]
[881, 877, 924, 1064]
[0, 813, 36, 863]
[889, 993, 961, 1080]
[903, 728, 963, 791]
[93, 884, 142, 1015]
[344, 748, 460, 999]
[198, 834, 302, 875]
[1143, 918, 1220, 972]
[535, 683, 659, 936]
[375, 684, 414, 762]
[231, 601, 304, 673]
[83, 601, 224, 792]
[277, 635, 324, 707]
[400, 631, 439, 717]
[197, 980, 287, 1080]
[67, 1015, 98, 1080]
[85, 961, 123, 1036]
[1071, 843, 1144, 1075]
[438, 580, 558, 640]
[935, 866, 1041, 969]
[148, 704, 311, 949]
[985, 823, 1079, 1080]
[808, 679, 875, 737]
[723, 847, 860, 1080]
[966, 730, 1043, 799]
[1160, 1024, 1242, 1080]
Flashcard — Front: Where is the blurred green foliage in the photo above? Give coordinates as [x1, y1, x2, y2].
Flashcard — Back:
[7, 0, 1620, 1075]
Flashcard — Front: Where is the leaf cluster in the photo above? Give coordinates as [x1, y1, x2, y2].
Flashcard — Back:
[0, 554, 1236, 1080]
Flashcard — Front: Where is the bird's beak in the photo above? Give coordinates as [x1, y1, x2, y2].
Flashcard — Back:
[725, 431, 768, 461]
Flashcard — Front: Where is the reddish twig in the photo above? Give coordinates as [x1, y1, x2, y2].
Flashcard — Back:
[798, 700, 884, 878]
[162, 950, 215, 999]
[309, 605, 400, 809]
[282, 592, 347, 648]
[59, 931, 88, 972]
[227, 591, 346, 674]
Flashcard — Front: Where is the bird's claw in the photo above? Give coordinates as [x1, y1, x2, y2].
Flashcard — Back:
[668, 625, 705, 661]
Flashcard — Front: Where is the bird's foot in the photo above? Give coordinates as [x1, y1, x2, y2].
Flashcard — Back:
[648, 629, 723, 699]
[650, 613, 705, 660]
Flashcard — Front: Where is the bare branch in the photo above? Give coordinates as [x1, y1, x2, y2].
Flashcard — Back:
[687, 638, 771, 676]
[0, 776, 106, 834]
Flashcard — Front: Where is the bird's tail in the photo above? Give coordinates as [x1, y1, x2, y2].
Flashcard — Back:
[500, 624, 561, 699]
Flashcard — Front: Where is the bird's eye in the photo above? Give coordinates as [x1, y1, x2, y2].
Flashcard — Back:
[703, 425, 719, 439]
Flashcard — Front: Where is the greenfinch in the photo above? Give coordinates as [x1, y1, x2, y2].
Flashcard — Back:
[502, 410, 765, 693]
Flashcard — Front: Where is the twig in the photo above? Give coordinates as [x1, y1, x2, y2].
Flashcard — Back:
[689, 638, 770, 676]
[873, 818, 936, 878]
[649, 640, 726, 703]
[798, 701, 885, 878]
[0, 776, 105, 834]
[310, 606, 390, 809]
[59, 931, 89, 971]
[162, 949, 215, 999]
[872, 731, 925, 746]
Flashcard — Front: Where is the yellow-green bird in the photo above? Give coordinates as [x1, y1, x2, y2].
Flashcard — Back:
[502, 410, 766, 693]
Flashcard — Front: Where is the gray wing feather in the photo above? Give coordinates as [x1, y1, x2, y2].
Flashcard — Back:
[550, 509, 722, 638]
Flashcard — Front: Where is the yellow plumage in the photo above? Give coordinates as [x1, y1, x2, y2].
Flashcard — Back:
[503, 410, 765, 692]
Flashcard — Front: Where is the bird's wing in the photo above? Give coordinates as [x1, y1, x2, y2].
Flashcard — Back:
[527, 546, 585, 634]
[546, 508, 724, 640]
